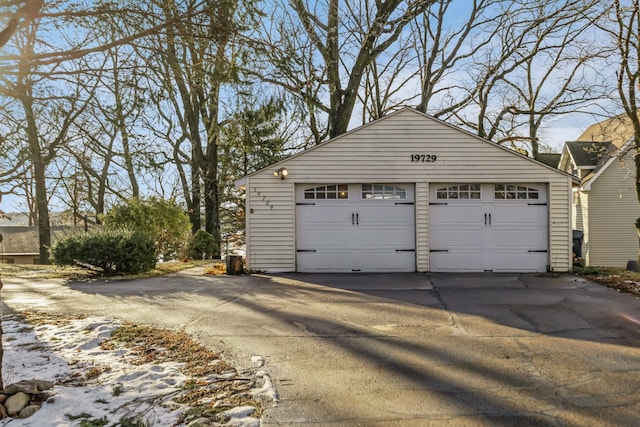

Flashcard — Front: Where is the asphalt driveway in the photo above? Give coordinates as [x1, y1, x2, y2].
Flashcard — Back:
[2, 271, 640, 426]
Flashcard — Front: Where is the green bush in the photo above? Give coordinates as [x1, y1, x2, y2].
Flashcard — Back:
[186, 230, 216, 260]
[573, 264, 605, 276]
[50, 228, 156, 276]
[101, 197, 191, 261]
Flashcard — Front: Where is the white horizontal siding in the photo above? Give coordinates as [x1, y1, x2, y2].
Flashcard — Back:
[549, 179, 572, 271]
[416, 182, 429, 271]
[245, 177, 295, 272]
[587, 153, 639, 267]
[244, 109, 572, 272]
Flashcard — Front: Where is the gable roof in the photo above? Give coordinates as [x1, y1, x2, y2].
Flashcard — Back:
[536, 153, 561, 168]
[565, 141, 617, 168]
[236, 107, 576, 185]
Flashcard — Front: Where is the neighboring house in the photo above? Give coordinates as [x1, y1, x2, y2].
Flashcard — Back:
[558, 114, 640, 267]
[236, 108, 575, 273]
[536, 153, 562, 169]
[0, 226, 81, 264]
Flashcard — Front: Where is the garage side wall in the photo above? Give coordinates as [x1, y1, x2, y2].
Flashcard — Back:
[244, 177, 295, 272]
[244, 109, 572, 272]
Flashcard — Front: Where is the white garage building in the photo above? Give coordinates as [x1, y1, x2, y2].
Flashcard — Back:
[236, 108, 575, 273]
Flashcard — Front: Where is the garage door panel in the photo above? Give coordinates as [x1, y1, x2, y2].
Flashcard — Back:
[297, 229, 353, 249]
[296, 184, 415, 272]
[492, 229, 547, 249]
[358, 229, 415, 248]
[491, 251, 548, 272]
[296, 206, 352, 225]
[430, 205, 484, 225]
[430, 250, 485, 272]
[431, 228, 483, 248]
[429, 183, 548, 272]
[297, 251, 353, 272]
[359, 250, 416, 272]
[358, 205, 415, 225]
[492, 205, 546, 225]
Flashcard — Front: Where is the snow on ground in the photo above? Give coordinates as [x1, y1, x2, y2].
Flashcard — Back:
[1, 315, 276, 426]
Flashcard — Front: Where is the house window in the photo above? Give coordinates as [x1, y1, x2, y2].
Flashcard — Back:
[494, 184, 539, 200]
[304, 184, 349, 200]
[361, 184, 407, 200]
[436, 184, 481, 200]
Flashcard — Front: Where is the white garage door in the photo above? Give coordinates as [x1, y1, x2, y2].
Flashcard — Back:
[429, 183, 549, 272]
[296, 184, 416, 272]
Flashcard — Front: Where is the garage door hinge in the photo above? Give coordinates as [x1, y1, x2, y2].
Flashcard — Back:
[395, 249, 416, 252]
[395, 202, 415, 205]
[429, 202, 448, 205]
[429, 249, 449, 253]
[296, 202, 316, 206]
[297, 249, 317, 253]
[527, 202, 547, 206]
[528, 249, 548, 253]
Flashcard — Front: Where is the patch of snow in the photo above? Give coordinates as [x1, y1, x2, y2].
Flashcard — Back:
[250, 355, 264, 367]
[223, 406, 259, 427]
[1, 315, 275, 426]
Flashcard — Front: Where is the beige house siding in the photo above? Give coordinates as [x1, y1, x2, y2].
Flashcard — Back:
[549, 179, 573, 270]
[1, 255, 40, 264]
[573, 190, 589, 260]
[585, 153, 639, 266]
[415, 182, 429, 271]
[243, 109, 573, 272]
[245, 177, 296, 272]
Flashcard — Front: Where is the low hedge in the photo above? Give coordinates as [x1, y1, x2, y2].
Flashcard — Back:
[50, 228, 156, 276]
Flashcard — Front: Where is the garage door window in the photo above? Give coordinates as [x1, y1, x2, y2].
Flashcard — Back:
[494, 184, 539, 200]
[361, 184, 407, 200]
[435, 184, 481, 200]
[304, 184, 349, 200]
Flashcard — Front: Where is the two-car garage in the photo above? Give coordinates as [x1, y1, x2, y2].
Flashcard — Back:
[238, 108, 574, 273]
[295, 182, 549, 273]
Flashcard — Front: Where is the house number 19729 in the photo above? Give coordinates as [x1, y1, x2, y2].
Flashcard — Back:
[410, 154, 437, 162]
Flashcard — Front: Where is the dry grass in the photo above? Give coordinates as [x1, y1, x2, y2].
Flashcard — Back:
[204, 263, 226, 275]
[576, 266, 640, 299]
[16, 312, 264, 425]
[0, 261, 211, 281]
[103, 323, 263, 423]
[0, 264, 94, 280]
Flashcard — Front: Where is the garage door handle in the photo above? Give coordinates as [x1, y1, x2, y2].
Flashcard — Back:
[489, 213, 491, 225]
[352, 213, 355, 225]
[484, 213, 487, 225]
[356, 213, 359, 225]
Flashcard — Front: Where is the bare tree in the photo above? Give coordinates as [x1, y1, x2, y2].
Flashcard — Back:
[413, 0, 504, 118]
[258, 0, 434, 143]
[0, 0, 40, 394]
[454, 0, 607, 157]
[607, 1, 640, 200]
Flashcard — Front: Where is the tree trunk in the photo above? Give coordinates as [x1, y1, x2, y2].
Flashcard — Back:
[189, 148, 201, 234]
[21, 88, 51, 264]
[203, 164, 220, 258]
